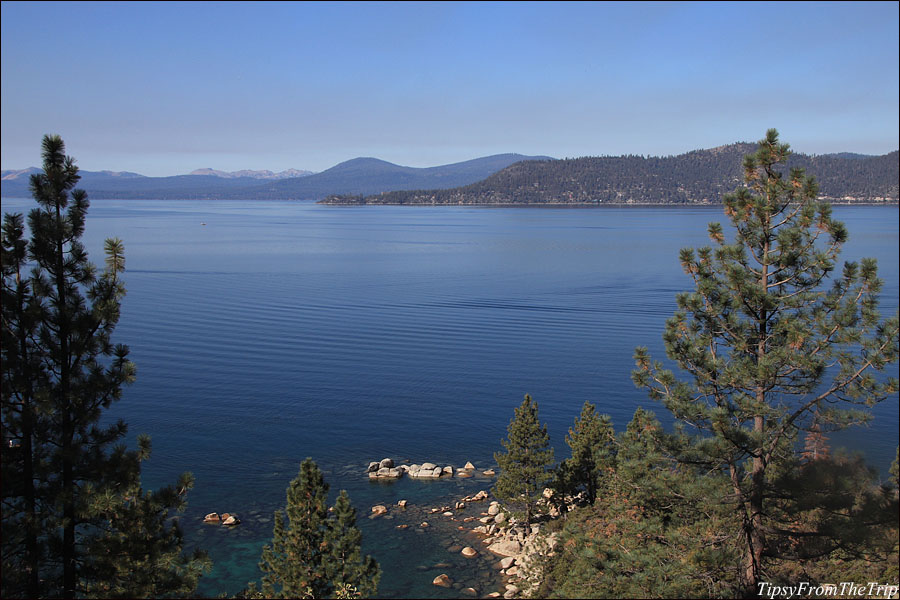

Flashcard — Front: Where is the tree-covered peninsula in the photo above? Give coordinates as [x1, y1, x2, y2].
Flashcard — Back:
[320, 143, 898, 206]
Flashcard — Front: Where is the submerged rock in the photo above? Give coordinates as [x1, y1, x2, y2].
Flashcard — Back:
[461, 546, 477, 558]
[432, 574, 452, 588]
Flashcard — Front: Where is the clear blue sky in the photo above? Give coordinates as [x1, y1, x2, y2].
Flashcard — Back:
[2, 1, 898, 176]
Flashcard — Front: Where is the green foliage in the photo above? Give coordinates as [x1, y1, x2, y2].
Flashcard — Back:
[257, 458, 379, 599]
[891, 447, 899, 489]
[769, 451, 898, 561]
[324, 491, 380, 598]
[1, 135, 209, 598]
[554, 402, 615, 507]
[631, 129, 900, 593]
[493, 394, 555, 526]
[545, 408, 740, 599]
[82, 466, 213, 598]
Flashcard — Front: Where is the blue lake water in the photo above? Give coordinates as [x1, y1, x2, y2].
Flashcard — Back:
[1, 198, 897, 598]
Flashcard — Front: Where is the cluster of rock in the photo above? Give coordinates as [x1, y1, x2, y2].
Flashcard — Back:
[203, 512, 240, 526]
[462, 489, 489, 502]
[409, 486, 563, 599]
[408, 462, 455, 479]
[431, 574, 479, 596]
[366, 458, 404, 479]
[366, 458, 493, 480]
[476, 494, 561, 598]
[363, 461, 571, 598]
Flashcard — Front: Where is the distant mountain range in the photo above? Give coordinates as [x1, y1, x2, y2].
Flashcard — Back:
[1, 154, 551, 200]
[187, 168, 313, 179]
[321, 144, 899, 205]
[4, 146, 896, 205]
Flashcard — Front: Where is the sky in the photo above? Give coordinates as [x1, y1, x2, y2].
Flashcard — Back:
[1, 1, 898, 176]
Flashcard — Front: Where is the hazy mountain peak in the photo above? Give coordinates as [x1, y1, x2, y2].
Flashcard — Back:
[188, 168, 313, 179]
[1, 167, 42, 181]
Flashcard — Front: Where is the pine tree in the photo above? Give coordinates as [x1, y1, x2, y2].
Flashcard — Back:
[555, 402, 615, 507]
[493, 394, 555, 526]
[1, 135, 209, 597]
[258, 458, 379, 599]
[260, 458, 331, 598]
[632, 129, 900, 594]
[800, 418, 830, 463]
[323, 491, 380, 598]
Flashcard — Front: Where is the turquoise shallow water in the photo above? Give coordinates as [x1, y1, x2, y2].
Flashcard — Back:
[1, 199, 897, 597]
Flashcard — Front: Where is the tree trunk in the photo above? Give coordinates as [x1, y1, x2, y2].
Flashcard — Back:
[54, 204, 77, 597]
[742, 223, 771, 595]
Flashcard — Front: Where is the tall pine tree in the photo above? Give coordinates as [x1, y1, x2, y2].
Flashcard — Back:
[493, 394, 555, 526]
[632, 129, 899, 594]
[1, 135, 209, 597]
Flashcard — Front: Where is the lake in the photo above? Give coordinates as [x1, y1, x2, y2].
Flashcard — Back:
[1, 199, 897, 598]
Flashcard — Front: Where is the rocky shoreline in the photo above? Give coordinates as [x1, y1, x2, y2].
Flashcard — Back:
[364, 458, 559, 599]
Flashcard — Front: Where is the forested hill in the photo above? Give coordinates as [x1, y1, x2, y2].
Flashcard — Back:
[321, 144, 899, 205]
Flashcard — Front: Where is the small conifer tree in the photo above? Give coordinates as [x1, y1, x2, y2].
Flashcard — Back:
[493, 394, 555, 526]
[555, 401, 615, 506]
[324, 491, 380, 598]
[258, 458, 379, 599]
